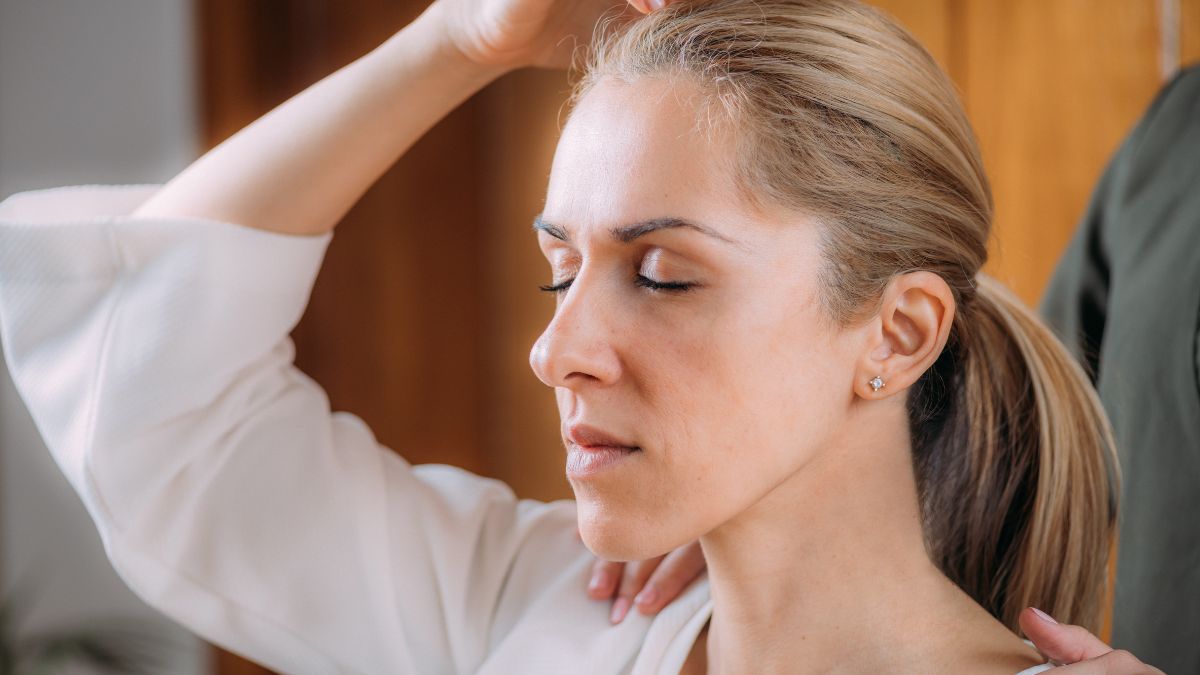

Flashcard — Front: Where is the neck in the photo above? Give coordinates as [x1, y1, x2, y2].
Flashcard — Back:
[697, 400, 971, 673]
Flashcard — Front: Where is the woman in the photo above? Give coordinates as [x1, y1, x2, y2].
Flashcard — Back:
[0, 0, 1117, 672]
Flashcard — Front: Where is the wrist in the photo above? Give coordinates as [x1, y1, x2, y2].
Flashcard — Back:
[374, 2, 512, 90]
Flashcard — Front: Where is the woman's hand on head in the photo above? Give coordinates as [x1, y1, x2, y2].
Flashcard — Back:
[1019, 608, 1163, 674]
[429, 0, 672, 71]
[581, 531, 707, 624]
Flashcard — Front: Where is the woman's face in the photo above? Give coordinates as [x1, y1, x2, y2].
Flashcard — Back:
[530, 76, 866, 561]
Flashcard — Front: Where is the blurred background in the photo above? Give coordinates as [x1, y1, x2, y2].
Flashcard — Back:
[0, 0, 1195, 673]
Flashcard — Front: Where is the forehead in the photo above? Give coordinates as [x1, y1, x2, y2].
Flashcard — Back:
[543, 76, 743, 234]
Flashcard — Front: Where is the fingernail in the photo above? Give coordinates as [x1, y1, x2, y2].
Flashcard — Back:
[649, 0, 665, 10]
[588, 571, 608, 593]
[1031, 607, 1058, 624]
[611, 597, 631, 624]
[634, 586, 659, 609]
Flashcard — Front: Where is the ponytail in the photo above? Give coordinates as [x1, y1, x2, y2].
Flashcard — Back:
[910, 272, 1120, 632]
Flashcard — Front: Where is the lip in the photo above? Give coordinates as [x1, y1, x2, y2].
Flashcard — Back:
[566, 424, 639, 449]
[564, 423, 640, 479]
[566, 444, 639, 478]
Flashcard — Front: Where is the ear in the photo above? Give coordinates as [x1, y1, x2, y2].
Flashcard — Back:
[854, 271, 956, 400]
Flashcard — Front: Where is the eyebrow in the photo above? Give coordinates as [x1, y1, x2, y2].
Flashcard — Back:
[532, 214, 745, 248]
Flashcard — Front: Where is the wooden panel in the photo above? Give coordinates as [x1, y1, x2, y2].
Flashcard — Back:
[199, 0, 490, 473]
[1183, 0, 1200, 67]
[477, 70, 576, 502]
[197, 1, 490, 672]
[875, 1, 1167, 307]
[959, 0, 1163, 306]
[870, 0, 955, 73]
[212, 649, 275, 675]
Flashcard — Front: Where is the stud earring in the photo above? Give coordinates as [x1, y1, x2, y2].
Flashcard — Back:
[869, 376, 885, 392]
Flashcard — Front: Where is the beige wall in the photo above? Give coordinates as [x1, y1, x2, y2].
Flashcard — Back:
[0, 0, 207, 671]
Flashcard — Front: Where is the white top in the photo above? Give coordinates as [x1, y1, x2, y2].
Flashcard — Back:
[0, 184, 1054, 675]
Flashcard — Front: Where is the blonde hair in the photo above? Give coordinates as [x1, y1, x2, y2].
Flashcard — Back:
[576, 0, 1119, 631]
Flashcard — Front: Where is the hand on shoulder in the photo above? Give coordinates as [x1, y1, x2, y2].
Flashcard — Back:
[1018, 607, 1162, 674]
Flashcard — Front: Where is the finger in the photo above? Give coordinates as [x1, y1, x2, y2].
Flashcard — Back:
[1046, 649, 1162, 675]
[633, 541, 707, 616]
[611, 555, 664, 624]
[1019, 607, 1113, 664]
[625, 0, 669, 15]
[586, 559, 623, 600]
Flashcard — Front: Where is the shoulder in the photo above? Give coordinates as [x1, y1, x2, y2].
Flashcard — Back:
[1121, 64, 1200, 173]
[1014, 639, 1054, 675]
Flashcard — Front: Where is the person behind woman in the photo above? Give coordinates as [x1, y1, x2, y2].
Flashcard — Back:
[0, 0, 1121, 672]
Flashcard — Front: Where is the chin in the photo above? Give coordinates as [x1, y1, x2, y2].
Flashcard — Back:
[575, 497, 672, 562]
[579, 531, 640, 562]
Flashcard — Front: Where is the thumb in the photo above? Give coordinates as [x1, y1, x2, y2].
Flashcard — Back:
[1019, 607, 1113, 664]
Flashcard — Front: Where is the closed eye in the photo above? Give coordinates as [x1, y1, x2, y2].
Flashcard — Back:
[538, 274, 696, 294]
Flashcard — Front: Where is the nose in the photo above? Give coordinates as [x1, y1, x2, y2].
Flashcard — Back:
[529, 276, 622, 390]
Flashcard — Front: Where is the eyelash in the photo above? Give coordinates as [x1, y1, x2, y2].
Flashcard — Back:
[538, 274, 695, 295]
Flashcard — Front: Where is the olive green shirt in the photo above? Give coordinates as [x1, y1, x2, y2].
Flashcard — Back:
[1040, 65, 1200, 673]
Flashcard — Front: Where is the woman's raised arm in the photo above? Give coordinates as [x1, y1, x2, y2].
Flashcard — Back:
[134, 0, 635, 236]
[0, 2, 646, 673]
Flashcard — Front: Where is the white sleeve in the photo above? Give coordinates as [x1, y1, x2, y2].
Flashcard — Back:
[0, 185, 586, 674]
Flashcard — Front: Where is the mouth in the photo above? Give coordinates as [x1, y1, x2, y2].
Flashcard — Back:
[564, 423, 641, 479]
[566, 443, 640, 479]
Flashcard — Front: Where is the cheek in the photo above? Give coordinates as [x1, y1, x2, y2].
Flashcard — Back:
[681, 296, 852, 479]
[572, 292, 855, 559]
[569, 319, 737, 560]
